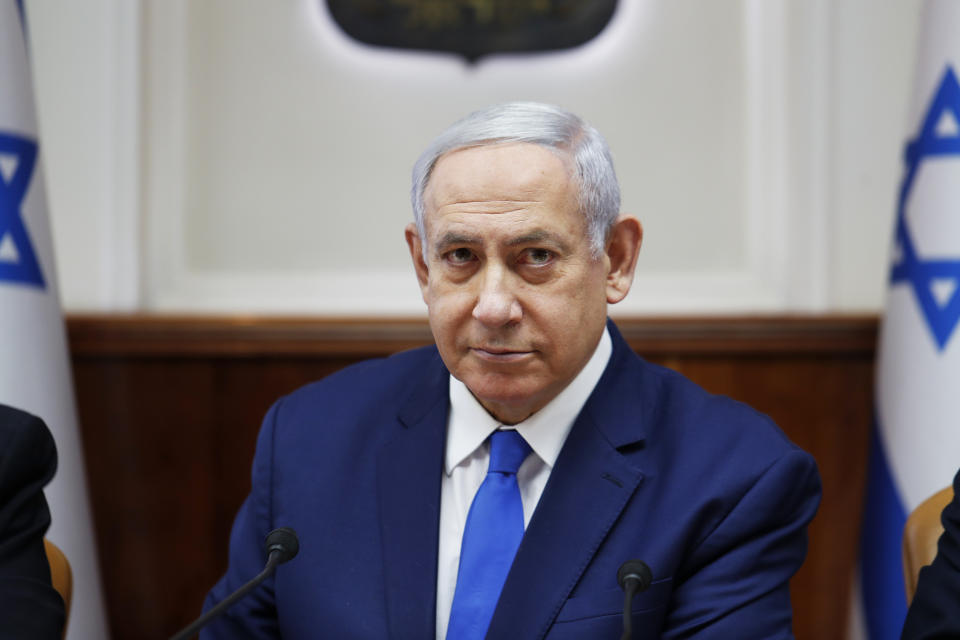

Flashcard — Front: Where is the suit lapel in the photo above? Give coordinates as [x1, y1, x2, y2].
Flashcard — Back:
[377, 353, 449, 640]
[487, 322, 650, 639]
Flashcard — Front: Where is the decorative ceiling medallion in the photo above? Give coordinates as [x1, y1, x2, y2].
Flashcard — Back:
[326, 0, 618, 63]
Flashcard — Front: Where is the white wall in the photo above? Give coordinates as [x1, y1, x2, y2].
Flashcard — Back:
[25, 0, 139, 310]
[26, 0, 923, 314]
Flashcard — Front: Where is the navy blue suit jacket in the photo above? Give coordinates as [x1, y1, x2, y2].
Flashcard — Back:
[203, 321, 821, 639]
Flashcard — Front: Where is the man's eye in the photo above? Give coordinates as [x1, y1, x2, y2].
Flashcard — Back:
[521, 248, 554, 265]
[445, 248, 475, 264]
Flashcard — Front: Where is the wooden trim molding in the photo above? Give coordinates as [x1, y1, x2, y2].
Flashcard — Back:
[66, 314, 879, 358]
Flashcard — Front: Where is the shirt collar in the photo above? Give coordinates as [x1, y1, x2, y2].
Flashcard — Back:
[445, 326, 613, 475]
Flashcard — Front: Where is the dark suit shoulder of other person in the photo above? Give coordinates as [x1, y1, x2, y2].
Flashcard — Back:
[0, 404, 66, 640]
[902, 467, 960, 639]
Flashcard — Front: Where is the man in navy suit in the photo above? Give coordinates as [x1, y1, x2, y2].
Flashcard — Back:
[203, 102, 821, 638]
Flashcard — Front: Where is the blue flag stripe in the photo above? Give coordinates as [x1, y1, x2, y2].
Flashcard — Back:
[859, 419, 908, 639]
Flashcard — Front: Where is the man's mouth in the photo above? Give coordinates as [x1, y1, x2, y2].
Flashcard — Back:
[470, 347, 533, 362]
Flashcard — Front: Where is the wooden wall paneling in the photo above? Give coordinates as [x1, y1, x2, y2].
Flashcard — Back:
[73, 358, 219, 637]
[67, 315, 877, 640]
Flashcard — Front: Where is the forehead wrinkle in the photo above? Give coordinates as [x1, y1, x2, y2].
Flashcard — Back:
[436, 199, 539, 215]
[450, 198, 538, 205]
[428, 155, 571, 204]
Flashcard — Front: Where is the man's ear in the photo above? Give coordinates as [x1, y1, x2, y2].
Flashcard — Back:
[605, 215, 643, 304]
[405, 223, 430, 296]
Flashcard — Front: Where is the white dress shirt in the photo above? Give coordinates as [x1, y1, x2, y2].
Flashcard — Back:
[435, 327, 613, 639]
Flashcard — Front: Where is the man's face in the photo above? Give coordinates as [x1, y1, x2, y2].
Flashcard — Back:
[406, 143, 614, 424]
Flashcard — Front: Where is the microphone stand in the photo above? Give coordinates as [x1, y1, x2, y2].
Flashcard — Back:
[170, 526, 299, 640]
[169, 551, 281, 640]
[617, 559, 652, 640]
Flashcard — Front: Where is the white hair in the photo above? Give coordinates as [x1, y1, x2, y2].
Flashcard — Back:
[410, 102, 621, 257]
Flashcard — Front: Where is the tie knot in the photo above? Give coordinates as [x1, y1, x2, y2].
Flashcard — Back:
[488, 430, 532, 475]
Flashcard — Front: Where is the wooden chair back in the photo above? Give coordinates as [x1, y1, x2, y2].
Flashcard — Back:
[902, 486, 954, 603]
[44, 538, 72, 637]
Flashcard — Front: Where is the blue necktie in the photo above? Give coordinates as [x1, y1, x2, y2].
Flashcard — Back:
[446, 429, 532, 640]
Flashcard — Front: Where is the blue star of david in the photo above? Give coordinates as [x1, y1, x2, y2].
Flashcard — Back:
[0, 131, 45, 289]
[890, 65, 960, 351]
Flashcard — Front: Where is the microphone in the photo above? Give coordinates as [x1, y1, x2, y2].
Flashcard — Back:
[264, 527, 299, 563]
[617, 559, 652, 640]
[169, 528, 300, 640]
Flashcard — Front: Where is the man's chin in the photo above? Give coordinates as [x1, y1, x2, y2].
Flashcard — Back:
[462, 379, 548, 424]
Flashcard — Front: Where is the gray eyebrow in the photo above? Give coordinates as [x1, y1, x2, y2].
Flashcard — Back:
[433, 229, 573, 255]
[434, 232, 481, 254]
[506, 231, 572, 253]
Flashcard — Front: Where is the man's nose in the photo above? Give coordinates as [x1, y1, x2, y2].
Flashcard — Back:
[472, 266, 522, 327]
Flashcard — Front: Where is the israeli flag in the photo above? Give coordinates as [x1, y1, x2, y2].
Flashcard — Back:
[0, 2, 109, 638]
[859, 1, 960, 637]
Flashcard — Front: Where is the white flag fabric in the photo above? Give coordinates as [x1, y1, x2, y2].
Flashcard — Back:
[0, 2, 109, 638]
[859, 0, 960, 637]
